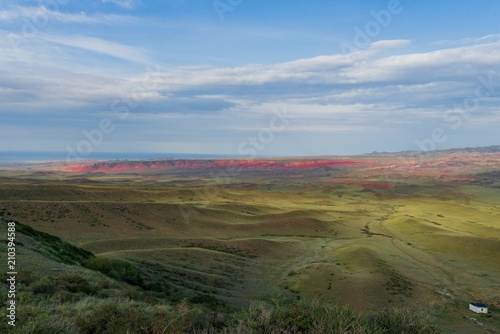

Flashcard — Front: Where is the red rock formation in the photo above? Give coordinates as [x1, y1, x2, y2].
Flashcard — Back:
[63, 159, 363, 173]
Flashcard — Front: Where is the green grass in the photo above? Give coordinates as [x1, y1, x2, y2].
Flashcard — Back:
[0, 221, 442, 334]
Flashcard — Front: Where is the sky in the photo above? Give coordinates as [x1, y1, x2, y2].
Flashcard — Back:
[1, 0, 499, 158]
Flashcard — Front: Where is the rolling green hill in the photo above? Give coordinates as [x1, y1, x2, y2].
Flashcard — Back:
[0, 220, 441, 333]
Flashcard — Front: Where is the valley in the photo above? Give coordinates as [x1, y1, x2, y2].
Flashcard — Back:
[1, 150, 499, 333]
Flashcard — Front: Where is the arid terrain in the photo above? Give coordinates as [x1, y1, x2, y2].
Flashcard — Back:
[1, 147, 499, 333]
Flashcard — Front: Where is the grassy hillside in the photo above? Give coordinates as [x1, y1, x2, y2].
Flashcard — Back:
[0, 220, 441, 333]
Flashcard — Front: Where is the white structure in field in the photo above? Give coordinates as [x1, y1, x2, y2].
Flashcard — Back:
[469, 303, 488, 314]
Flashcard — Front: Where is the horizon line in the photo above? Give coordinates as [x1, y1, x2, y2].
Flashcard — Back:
[0, 144, 499, 163]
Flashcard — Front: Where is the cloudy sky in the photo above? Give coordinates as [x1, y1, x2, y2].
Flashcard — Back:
[1, 0, 499, 157]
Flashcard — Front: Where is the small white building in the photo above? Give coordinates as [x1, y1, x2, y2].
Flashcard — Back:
[469, 303, 488, 314]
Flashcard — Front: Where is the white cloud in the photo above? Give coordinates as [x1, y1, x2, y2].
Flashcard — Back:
[42, 34, 150, 64]
[343, 41, 500, 83]
[0, 10, 15, 21]
[2, 33, 500, 141]
[368, 39, 412, 51]
[0, 6, 133, 24]
[434, 34, 500, 46]
[129, 39, 500, 97]
[102, 0, 140, 10]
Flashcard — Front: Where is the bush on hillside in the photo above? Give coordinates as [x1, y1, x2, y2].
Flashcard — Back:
[222, 299, 441, 334]
[83, 257, 143, 286]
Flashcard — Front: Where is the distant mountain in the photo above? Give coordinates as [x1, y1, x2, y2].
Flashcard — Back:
[429, 145, 500, 154]
[370, 145, 500, 156]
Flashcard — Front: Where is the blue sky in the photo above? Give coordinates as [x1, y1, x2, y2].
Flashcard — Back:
[1, 0, 499, 157]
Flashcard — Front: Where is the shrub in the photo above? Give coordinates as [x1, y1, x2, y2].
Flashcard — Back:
[18, 314, 78, 334]
[224, 300, 374, 333]
[30, 274, 96, 296]
[59, 274, 95, 294]
[31, 276, 59, 294]
[17, 270, 34, 285]
[73, 298, 203, 334]
[98, 279, 112, 289]
[189, 294, 226, 308]
[365, 307, 441, 334]
[222, 299, 441, 334]
[83, 257, 143, 286]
